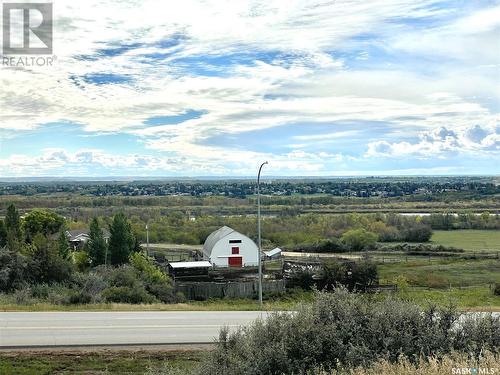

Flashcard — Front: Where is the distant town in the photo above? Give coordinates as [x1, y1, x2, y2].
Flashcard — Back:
[1, 176, 498, 198]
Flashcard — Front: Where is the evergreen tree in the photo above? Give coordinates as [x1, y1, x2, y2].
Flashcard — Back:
[57, 230, 70, 260]
[108, 212, 135, 265]
[5, 204, 22, 251]
[88, 217, 107, 266]
[5, 203, 22, 240]
[0, 220, 7, 248]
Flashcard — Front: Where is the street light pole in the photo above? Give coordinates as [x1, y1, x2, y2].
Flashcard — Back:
[146, 223, 150, 257]
[257, 161, 268, 307]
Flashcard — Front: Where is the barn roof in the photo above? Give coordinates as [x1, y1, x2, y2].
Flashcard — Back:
[203, 226, 237, 257]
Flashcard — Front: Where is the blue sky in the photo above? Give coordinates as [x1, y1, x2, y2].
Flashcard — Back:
[0, 0, 499, 177]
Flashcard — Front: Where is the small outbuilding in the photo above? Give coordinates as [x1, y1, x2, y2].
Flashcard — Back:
[168, 261, 212, 279]
[203, 226, 259, 267]
[264, 247, 282, 260]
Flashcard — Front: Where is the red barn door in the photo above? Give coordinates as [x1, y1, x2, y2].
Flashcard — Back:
[229, 256, 242, 267]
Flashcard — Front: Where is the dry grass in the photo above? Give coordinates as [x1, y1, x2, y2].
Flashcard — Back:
[326, 351, 499, 375]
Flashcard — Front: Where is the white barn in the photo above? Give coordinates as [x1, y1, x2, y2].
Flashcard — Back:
[203, 226, 259, 267]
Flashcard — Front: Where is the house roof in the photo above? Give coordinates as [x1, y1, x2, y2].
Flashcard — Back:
[168, 261, 212, 269]
[203, 226, 237, 257]
[66, 228, 110, 241]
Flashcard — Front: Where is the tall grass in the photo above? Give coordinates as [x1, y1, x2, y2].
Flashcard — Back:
[326, 351, 499, 375]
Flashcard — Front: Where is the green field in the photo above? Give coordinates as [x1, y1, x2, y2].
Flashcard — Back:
[0, 350, 203, 375]
[431, 230, 500, 252]
[401, 287, 500, 311]
[379, 258, 500, 288]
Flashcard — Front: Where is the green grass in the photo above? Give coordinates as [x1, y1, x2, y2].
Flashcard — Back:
[0, 350, 203, 375]
[431, 230, 500, 252]
[399, 287, 500, 311]
[379, 258, 500, 288]
[379, 255, 500, 311]
[0, 290, 312, 312]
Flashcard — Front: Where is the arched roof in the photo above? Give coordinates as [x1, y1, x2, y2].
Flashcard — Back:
[203, 226, 240, 257]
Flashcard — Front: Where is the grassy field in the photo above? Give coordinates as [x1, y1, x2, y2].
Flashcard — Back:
[431, 230, 500, 252]
[0, 291, 312, 312]
[401, 287, 500, 311]
[0, 349, 203, 375]
[379, 258, 500, 288]
[378, 255, 500, 310]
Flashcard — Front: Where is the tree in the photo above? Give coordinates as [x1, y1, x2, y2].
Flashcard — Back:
[5, 204, 21, 236]
[87, 218, 107, 266]
[0, 220, 7, 248]
[341, 228, 378, 251]
[402, 222, 433, 242]
[23, 209, 64, 242]
[5, 203, 22, 248]
[57, 230, 70, 260]
[108, 212, 135, 265]
[28, 233, 73, 283]
[0, 247, 28, 291]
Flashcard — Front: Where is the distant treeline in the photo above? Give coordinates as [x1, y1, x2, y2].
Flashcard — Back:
[1, 176, 498, 198]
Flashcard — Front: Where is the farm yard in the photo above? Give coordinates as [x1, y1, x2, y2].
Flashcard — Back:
[0, 177, 499, 312]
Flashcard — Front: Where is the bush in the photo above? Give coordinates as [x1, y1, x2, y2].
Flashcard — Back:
[31, 283, 72, 305]
[341, 229, 378, 251]
[287, 260, 378, 292]
[72, 251, 90, 272]
[195, 290, 499, 374]
[13, 286, 33, 305]
[100, 264, 159, 304]
[103, 285, 156, 304]
[401, 222, 433, 242]
[291, 238, 348, 253]
[108, 265, 138, 288]
[71, 271, 108, 304]
[494, 283, 500, 296]
[130, 253, 176, 303]
[0, 247, 28, 292]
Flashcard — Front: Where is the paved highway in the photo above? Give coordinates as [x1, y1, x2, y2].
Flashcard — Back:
[0, 311, 271, 348]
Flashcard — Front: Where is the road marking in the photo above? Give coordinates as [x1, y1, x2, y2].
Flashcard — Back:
[1, 324, 241, 330]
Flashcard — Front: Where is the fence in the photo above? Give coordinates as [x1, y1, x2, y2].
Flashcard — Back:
[175, 279, 285, 300]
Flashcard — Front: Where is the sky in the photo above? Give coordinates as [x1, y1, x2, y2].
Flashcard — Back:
[0, 0, 499, 177]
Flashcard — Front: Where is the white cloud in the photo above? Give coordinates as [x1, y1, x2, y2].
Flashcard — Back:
[0, 0, 498, 175]
[365, 124, 500, 158]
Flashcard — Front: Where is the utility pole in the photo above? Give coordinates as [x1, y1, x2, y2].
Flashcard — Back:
[257, 161, 268, 307]
[146, 223, 150, 257]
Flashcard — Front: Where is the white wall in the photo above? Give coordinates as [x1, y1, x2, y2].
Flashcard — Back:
[209, 233, 259, 267]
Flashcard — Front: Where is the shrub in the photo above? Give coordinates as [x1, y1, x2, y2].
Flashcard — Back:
[0, 247, 28, 292]
[286, 269, 316, 290]
[294, 238, 349, 253]
[13, 286, 33, 305]
[195, 290, 499, 374]
[71, 271, 108, 303]
[287, 260, 378, 292]
[401, 222, 433, 242]
[72, 251, 90, 272]
[130, 253, 176, 303]
[341, 229, 378, 251]
[103, 285, 156, 304]
[494, 283, 500, 296]
[108, 265, 138, 288]
[100, 264, 158, 304]
[31, 283, 72, 305]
